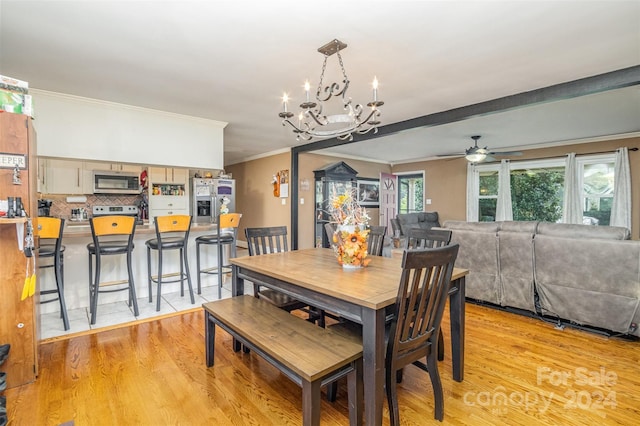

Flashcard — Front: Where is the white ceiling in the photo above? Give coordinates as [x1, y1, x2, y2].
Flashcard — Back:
[1, 1, 639, 166]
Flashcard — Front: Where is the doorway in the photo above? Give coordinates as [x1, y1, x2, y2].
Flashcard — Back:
[397, 172, 424, 214]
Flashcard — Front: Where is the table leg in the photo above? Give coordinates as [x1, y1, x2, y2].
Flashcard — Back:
[231, 265, 244, 352]
[449, 275, 466, 382]
[361, 307, 386, 426]
[205, 311, 215, 367]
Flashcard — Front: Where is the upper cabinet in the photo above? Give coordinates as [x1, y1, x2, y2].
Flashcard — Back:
[148, 166, 188, 184]
[37, 159, 144, 194]
[147, 167, 190, 221]
[43, 158, 85, 194]
[85, 161, 141, 174]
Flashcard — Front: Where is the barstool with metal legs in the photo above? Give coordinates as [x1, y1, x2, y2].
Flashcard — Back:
[145, 214, 195, 311]
[195, 213, 242, 298]
[37, 217, 70, 331]
[87, 215, 139, 325]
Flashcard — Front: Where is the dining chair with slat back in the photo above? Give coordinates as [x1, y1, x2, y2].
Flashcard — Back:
[145, 214, 195, 311]
[367, 225, 386, 257]
[328, 245, 460, 422]
[390, 218, 401, 237]
[245, 226, 325, 326]
[324, 222, 336, 247]
[37, 217, 69, 330]
[403, 227, 453, 363]
[405, 228, 452, 249]
[87, 215, 139, 325]
[196, 213, 242, 298]
[386, 244, 459, 423]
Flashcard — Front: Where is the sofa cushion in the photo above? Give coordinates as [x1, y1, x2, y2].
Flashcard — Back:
[498, 230, 536, 312]
[537, 222, 630, 240]
[498, 221, 539, 234]
[534, 235, 640, 335]
[448, 226, 501, 305]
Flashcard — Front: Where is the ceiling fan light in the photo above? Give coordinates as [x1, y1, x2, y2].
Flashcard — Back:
[465, 152, 487, 162]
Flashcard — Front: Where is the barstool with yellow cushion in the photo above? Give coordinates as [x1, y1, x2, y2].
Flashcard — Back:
[37, 217, 70, 331]
[87, 215, 139, 325]
[195, 213, 242, 299]
[145, 214, 195, 311]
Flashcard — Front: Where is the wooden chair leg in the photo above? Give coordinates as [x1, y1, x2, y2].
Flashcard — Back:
[347, 359, 363, 425]
[427, 350, 444, 421]
[438, 329, 444, 361]
[385, 366, 400, 426]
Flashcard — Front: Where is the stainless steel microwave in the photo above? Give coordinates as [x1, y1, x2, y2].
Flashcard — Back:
[93, 171, 140, 194]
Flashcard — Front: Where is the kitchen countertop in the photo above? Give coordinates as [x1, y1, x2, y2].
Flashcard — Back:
[63, 220, 216, 238]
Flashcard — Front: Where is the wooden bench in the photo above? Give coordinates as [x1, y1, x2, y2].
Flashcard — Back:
[203, 296, 363, 426]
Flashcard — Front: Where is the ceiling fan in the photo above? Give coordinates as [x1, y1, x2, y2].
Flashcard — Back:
[441, 135, 523, 163]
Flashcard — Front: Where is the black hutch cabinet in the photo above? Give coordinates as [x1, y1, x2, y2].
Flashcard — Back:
[313, 161, 358, 248]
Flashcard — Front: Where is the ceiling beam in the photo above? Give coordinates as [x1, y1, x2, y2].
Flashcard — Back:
[294, 65, 640, 154]
[290, 65, 640, 249]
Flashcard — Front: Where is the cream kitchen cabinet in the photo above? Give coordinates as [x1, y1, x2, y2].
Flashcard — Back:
[148, 194, 188, 221]
[148, 166, 188, 184]
[43, 158, 85, 194]
[82, 161, 141, 193]
[85, 161, 141, 174]
[147, 166, 189, 221]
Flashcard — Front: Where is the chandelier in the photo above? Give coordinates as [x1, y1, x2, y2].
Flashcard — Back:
[278, 39, 383, 142]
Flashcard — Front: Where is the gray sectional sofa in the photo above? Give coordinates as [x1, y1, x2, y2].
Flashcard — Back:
[442, 220, 640, 337]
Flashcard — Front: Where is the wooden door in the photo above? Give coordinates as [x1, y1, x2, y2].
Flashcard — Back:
[379, 172, 397, 234]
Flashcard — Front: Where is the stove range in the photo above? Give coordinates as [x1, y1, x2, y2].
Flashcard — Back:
[92, 205, 139, 217]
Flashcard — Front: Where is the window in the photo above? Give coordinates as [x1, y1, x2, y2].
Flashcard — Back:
[397, 172, 424, 214]
[470, 154, 616, 225]
[478, 171, 497, 221]
[580, 156, 615, 226]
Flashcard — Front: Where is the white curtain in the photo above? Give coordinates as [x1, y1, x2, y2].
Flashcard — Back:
[495, 159, 513, 221]
[610, 147, 631, 230]
[466, 162, 478, 222]
[562, 153, 582, 224]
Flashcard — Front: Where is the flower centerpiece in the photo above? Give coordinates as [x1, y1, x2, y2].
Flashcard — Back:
[328, 186, 371, 268]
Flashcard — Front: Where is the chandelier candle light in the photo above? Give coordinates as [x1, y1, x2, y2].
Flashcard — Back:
[279, 39, 383, 141]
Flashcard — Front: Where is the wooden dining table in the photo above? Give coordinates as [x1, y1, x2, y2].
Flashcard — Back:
[230, 248, 468, 426]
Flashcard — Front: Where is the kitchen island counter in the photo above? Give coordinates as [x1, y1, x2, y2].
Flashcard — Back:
[39, 221, 227, 319]
[62, 220, 216, 238]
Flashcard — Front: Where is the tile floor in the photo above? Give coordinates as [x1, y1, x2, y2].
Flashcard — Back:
[41, 247, 252, 340]
[40, 275, 252, 340]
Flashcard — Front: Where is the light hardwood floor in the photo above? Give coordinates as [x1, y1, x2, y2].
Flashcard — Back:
[4, 303, 640, 425]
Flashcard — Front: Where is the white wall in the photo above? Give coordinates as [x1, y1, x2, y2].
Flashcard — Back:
[31, 90, 227, 169]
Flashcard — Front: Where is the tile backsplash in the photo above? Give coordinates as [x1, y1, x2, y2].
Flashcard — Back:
[41, 194, 143, 219]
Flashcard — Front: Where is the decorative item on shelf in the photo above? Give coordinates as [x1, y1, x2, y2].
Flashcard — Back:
[12, 163, 21, 185]
[328, 187, 371, 268]
[278, 38, 383, 142]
